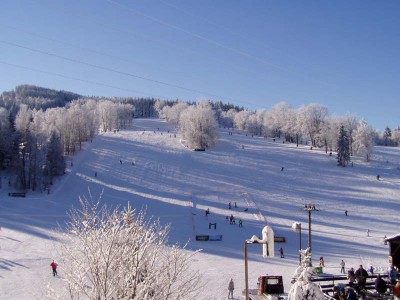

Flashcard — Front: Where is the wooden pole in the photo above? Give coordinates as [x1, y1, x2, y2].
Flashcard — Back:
[245, 242, 249, 300]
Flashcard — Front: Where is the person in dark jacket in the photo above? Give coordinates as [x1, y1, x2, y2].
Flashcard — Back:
[375, 274, 387, 295]
[355, 265, 368, 290]
[345, 287, 358, 300]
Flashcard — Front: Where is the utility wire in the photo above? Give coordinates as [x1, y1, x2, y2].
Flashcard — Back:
[0, 40, 235, 101]
[0, 60, 164, 99]
[106, 0, 284, 71]
[1, 24, 131, 64]
[107, 0, 332, 86]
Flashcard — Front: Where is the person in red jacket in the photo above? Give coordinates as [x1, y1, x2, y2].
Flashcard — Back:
[50, 260, 58, 277]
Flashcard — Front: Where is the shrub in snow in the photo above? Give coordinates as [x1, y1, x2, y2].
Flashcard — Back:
[179, 102, 219, 149]
[54, 196, 203, 300]
[287, 248, 325, 300]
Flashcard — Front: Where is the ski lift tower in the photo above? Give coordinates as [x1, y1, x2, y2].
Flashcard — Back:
[303, 203, 319, 265]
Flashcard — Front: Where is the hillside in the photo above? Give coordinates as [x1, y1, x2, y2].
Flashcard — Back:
[0, 118, 399, 300]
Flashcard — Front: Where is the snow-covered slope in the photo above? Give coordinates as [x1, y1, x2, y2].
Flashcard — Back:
[1, 118, 399, 300]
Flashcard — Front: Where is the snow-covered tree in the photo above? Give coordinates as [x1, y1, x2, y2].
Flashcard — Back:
[56, 197, 203, 300]
[219, 108, 236, 129]
[298, 104, 329, 146]
[337, 125, 350, 167]
[264, 102, 292, 138]
[154, 99, 167, 118]
[283, 108, 302, 146]
[179, 102, 219, 149]
[392, 127, 400, 146]
[288, 248, 325, 300]
[353, 119, 374, 161]
[341, 113, 358, 155]
[163, 102, 189, 125]
[233, 110, 253, 131]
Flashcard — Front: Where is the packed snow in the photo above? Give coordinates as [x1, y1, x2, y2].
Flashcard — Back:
[1, 118, 399, 300]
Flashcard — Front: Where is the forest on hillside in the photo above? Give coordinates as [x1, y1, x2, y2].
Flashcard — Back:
[0, 84, 399, 193]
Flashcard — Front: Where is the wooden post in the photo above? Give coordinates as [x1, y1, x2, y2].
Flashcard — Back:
[245, 242, 249, 300]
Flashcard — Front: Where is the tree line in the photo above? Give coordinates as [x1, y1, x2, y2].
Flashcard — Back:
[0, 87, 135, 191]
[156, 100, 398, 166]
[2, 84, 399, 192]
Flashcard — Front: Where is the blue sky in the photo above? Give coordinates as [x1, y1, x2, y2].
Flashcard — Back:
[0, 0, 399, 131]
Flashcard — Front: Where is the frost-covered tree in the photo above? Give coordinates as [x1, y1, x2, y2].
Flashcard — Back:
[282, 108, 302, 146]
[219, 108, 236, 129]
[353, 119, 374, 161]
[298, 104, 329, 146]
[233, 110, 252, 131]
[163, 102, 189, 126]
[154, 99, 167, 118]
[264, 102, 292, 138]
[56, 197, 202, 300]
[341, 113, 358, 155]
[392, 127, 400, 146]
[179, 102, 219, 149]
[337, 125, 350, 167]
[287, 248, 325, 300]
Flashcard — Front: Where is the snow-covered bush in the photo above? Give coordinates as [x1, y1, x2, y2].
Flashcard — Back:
[179, 102, 219, 149]
[287, 248, 325, 300]
[55, 197, 203, 300]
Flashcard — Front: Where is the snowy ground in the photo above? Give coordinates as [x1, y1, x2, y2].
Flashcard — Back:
[1, 118, 399, 300]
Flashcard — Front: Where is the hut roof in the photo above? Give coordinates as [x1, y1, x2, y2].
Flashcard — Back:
[386, 233, 400, 242]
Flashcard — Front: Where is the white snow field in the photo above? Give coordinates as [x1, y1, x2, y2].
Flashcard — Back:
[1, 118, 399, 300]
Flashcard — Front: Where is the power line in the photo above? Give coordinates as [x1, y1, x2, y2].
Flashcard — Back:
[107, 0, 332, 87]
[0, 60, 164, 99]
[1, 24, 131, 64]
[106, 0, 285, 71]
[0, 40, 235, 101]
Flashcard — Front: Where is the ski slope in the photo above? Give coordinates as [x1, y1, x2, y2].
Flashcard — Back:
[1, 118, 399, 300]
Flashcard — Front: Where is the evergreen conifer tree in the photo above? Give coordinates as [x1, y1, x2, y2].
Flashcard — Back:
[337, 125, 350, 167]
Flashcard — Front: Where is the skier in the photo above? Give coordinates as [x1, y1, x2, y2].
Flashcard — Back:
[234, 202, 237, 208]
[281, 167, 284, 171]
[228, 202, 231, 209]
[377, 174, 380, 180]
[50, 260, 58, 277]
[345, 210, 348, 216]
[366, 229, 370, 237]
[120, 159, 122, 164]
[279, 247, 284, 258]
[205, 208, 210, 217]
[238, 219, 243, 227]
[228, 278, 234, 299]
[340, 260, 346, 274]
